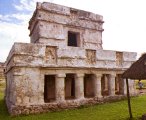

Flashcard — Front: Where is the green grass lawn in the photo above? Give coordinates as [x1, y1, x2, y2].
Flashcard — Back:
[0, 92, 146, 120]
[0, 81, 5, 92]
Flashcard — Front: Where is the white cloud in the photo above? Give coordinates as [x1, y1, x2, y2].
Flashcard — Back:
[13, 0, 53, 12]
[12, 13, 32, 24]
[0, 0, 35, 62]
[0, 13, 31, 24]
[0, 15, 12, 22]
[0, 21, 30, 62]
[13, 0, 35, 12]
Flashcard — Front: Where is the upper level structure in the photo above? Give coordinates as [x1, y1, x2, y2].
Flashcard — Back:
[29, 2, 104, 50]
[5, 2, 136, 71]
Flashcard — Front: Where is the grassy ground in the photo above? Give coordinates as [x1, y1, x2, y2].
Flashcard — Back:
[0, 80, 5, 92]
[0, 92, 146, 120]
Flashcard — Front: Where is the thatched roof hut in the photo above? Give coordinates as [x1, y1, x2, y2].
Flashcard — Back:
[122, 53, 146, 119]
[122, 53, 146, 79]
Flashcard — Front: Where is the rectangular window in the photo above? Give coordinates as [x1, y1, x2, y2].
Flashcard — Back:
[68, 31, 79, 47]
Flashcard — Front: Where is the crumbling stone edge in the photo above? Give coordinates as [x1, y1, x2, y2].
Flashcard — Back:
[8, 94, 137, 116]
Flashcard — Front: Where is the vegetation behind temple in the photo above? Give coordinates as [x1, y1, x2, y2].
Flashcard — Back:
[0, 79, 5, 92]
[135, 80, 146, 89]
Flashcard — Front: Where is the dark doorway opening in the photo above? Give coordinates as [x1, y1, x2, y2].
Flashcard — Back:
[84, 74, 94, 98]
[101, 74, 109, 96]
[65, 74, 75, 99]
[115, 74, 123, 95]
[44, 75, 56, 103]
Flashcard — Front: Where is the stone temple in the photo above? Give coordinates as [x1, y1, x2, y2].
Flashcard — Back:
[5, 2, 137, 115]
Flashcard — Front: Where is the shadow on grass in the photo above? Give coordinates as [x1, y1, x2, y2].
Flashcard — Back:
[0, 98, 9, 114]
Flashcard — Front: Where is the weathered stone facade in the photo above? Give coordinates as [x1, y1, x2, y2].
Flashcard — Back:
[5, 2, 137, 116]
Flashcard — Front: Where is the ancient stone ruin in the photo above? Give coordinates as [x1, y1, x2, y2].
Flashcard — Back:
[5, 2, 137, 116]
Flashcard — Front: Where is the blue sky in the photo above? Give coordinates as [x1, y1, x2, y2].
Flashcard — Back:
[0, 0, 18, 15]
[1, 0, 146, 62]
[0, 0, 34, 62]
[0, 0, 31, 23]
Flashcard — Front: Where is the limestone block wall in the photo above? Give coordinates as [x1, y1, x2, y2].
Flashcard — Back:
[14, 68, 42, 105]
[5, 69, 14, 108]
[5, 43, 136, 70]
[29, 2, 103, 50]
[5, 65, 137, 115]
[5, 67, 44, 111]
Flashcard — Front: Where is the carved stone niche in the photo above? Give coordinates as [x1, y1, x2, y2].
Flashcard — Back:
[45, 46, 57, 64]
[86, 49, 96, 64]
[116, 52, 123, 66]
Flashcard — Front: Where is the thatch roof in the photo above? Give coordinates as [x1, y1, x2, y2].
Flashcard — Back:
[122, 53, 146, 79]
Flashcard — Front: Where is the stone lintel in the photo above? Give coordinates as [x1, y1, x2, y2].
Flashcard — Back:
[56, 73, 66, 78]
[95, 73, 102, 78]
[75, 73, 84, 78]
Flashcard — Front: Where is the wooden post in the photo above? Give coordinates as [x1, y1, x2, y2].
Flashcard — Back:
[126, 78, 133, 119]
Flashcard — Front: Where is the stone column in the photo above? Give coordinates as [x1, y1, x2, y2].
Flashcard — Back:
[119, 78, 127, 95]
[129, 80, 135, 95]
[108, 74, 116, 96]
[75, 74, 84, 99]
[55, 74, 66, 102]
[94, 74, 102, 98]
[104, 75, 108, 91]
